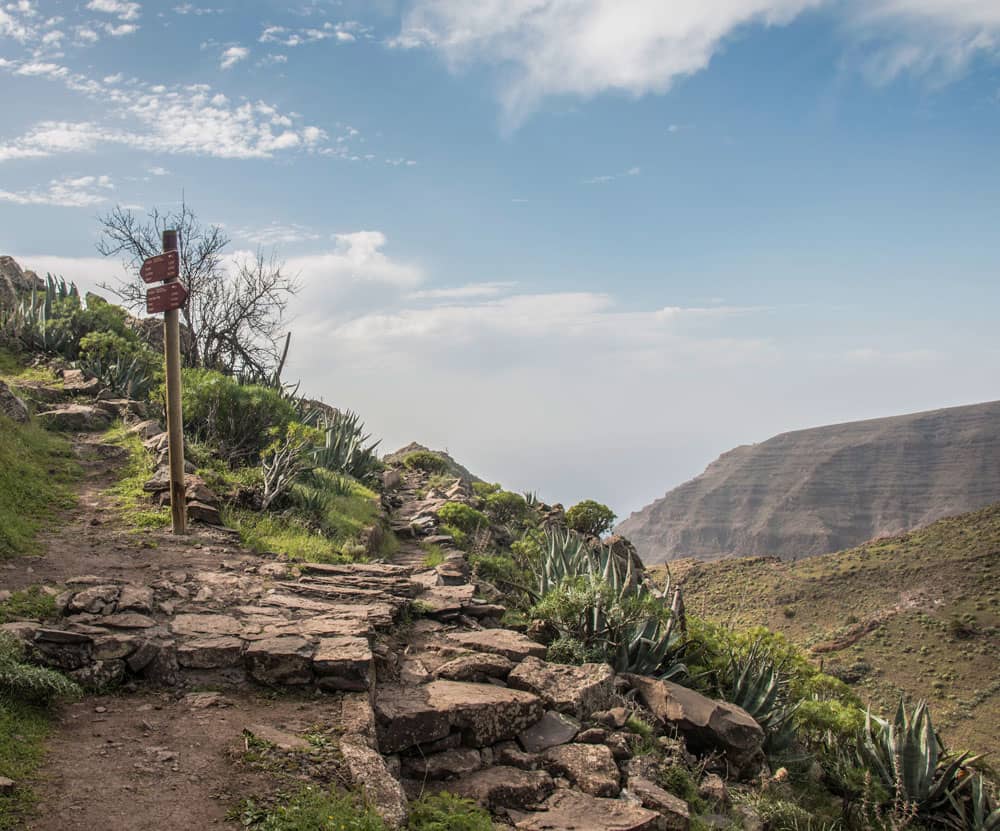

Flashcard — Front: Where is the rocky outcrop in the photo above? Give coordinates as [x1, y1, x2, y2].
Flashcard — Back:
[508, 657, 615, 719]
[618, 400, 1000, 563]
[35, 404, 113, 432]
[0, 380, 29, 423]
[0, 255, 43, 309]
[624, 675, 763, 772]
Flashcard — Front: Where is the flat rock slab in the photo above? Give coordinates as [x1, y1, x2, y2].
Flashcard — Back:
[245, 636, 314, 686]
[508, 657, 615, 719]
[420, 585, 476, 616]
[542, 743, 621, 797]
[519, 711, 581, 754]
[312, 636, 372, 692]
[515, 789, 662, 831]
[171, 614, 243, 637]
[433, 652, 514, 682]
[446, 766, 554, 811]
[401, 748, 482, 780]
[177, 636, 244, 669]
[446, 630, 547, 662]
[245, 724, 311, 752]
[375, 680, 544, 753]
[36, 404, 110, 431]
[626, 777, 691, 830]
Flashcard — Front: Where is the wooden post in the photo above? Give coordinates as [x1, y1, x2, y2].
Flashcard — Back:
[162, 229, 187, 535]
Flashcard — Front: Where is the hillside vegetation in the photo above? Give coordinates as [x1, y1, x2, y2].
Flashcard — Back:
[620, 401, 1000, 563]
[667, 504, 1000, 754]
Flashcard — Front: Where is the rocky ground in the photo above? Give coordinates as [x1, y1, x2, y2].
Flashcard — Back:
[2, 384, 766, 830]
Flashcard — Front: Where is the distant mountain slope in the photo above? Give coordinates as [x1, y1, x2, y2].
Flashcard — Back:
[618, 401, 1000, 564]
[660, 503, 1000, 754]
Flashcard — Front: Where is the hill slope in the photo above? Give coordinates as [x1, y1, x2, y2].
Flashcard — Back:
[618, 400, 1000, 563]
[663, 503, 1000, 754]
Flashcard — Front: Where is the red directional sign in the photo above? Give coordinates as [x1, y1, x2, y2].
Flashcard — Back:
[146, 281, 189, 314]
[140, 250, 180, 284]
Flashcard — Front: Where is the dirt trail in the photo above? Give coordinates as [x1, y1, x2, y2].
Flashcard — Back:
[12, 432, 324, 830]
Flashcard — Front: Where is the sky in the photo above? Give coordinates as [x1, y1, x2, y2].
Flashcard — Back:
[1, 0, 999, 520]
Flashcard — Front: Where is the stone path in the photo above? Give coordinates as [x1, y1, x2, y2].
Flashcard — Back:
[4, 418, 758, 829]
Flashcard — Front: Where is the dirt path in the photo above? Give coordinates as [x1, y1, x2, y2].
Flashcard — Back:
[12, 431, 323, 829]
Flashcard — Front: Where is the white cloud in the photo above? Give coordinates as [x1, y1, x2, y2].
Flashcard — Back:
[220, 45, 249, 69]
[147, 165, 169, 176]
[0, 60, 341, 160]
[85, 0, 141, 22]
[408, 282, 516, 301]
[397, 0, 1000, 125]
[259, 21, 368, 47]
[287, 232, 424, 295]
[233, 222, 321, 246]
[0, 174, 114, 207]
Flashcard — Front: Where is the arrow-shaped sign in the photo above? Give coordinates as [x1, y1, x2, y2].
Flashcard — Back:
[140, 250, 180, 284]
[146, 281, 189, 314]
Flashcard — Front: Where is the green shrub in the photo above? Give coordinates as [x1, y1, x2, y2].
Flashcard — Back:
[179, 368, 296, 463]
[78, 331, 161, 400]
[471, 481, 501, 498]
[439, 523, 469, 549]
[546, 635, 591, 665]
[0, 415, 78, 557]
[403, 451, 448, 473]
[313, 410, 382, 485]
[565, 499, 616, 538]
[0, 633, 81, 704]
[421, 544, 445, 568]
[407, 792, 493, 831]
[483, 490, 529, 525]
[437, 502, 489, 534]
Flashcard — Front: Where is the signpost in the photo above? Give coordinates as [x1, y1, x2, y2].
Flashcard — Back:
[143, 232, 187, 535]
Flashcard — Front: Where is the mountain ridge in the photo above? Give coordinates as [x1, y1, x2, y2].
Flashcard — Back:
[618, 399, 1000, 564]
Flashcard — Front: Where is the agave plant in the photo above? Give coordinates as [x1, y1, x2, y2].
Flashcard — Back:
[721, 638, 799, 752]
[313, 409, 382, 484]
[0, 274, 78, 355]
[860, 699, 976, 815]
[78, 351, 155, 400]
[530, 528, 686, 679]
[947, 773, 1000, 831]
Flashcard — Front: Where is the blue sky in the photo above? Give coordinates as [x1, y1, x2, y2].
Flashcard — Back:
[2, 0, 999, 518]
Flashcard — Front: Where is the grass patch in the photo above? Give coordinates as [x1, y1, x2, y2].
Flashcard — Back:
[0, 587, 57, 624]
[0, 700, 52, 830]
[0, 348, 60, 386]
[103, 423, 170, 530]
[421, 543, 445, 568]
[226, 509, 358, 564]
[407, 792, 493, 830]
[234, 786, 386, 830]
[0, 415, 79, 558]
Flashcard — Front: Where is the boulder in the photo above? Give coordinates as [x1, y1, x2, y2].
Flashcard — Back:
[515, 789, 661, 831]
[36, 404, 112, 432]
[623, 676, 764, 771]
[592, 708, 629, 730]
[445, 629, 547, 662]
[187, 500, 222, 525]
[518, 711, 581, 754]
[374, 680, 545, 753]
[127, 419, 164, 440]
[245, 636, 314, 686]
[541, 743, 620, 797]
[446, 766, 554, 811]
[0, 256, 43, 308]
[625, 777, 691, 830]
[401, 748, 482, 780]
[312, 636, 373, 692]
[0, 381, 29, 423]
[508, 657, 615, 718]
[67, 584, 120, 615]
[116, 585, 154, 614]
[68, 659, 126, 689]
[433, 652, 514, 682]
[494, 740, 540, 770]
[60, 369, 101, 395]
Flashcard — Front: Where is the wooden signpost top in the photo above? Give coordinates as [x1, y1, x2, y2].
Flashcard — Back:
[140, 250, 180, 284]
[146, 280, 189, 314]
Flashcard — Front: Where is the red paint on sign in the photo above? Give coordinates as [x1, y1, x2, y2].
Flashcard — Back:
[146, 281, 189, 314]
[140, 251, 180, 284]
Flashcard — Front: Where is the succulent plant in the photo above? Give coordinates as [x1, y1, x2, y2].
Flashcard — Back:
[947, 772, 1000, 831]
[312, 409, 381, 484]
[860, 699, 976, 815]
[721, 638, 799, 752]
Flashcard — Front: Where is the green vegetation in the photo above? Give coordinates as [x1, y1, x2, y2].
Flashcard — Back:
[0, 587, 57, 624]
[180, 368, 297, 463]
[421, 543, 446, 568]
[671, 503, 1000, 754]
[0, 699, 52, 830]
[482, 489, 529, 525]
[78, 330, 161, 400]
[402, 450, 448, 473]
[104, 424, 170, 529]
[565, 499, 616, 538]
[312, 410, 382, 485]
[406, 793, 493, 831]
[0, 634, 80, 705]
[235, 787, 386, 831]
[0, 414, 79, 557]
[437, 502, 489, 534]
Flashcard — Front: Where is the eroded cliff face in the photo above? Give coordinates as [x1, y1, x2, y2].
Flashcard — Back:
[618, 400, 1000, 564]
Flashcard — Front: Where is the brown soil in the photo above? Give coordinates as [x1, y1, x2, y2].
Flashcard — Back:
[27, 690, 333, 831]
[6, 431, 327, 828]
